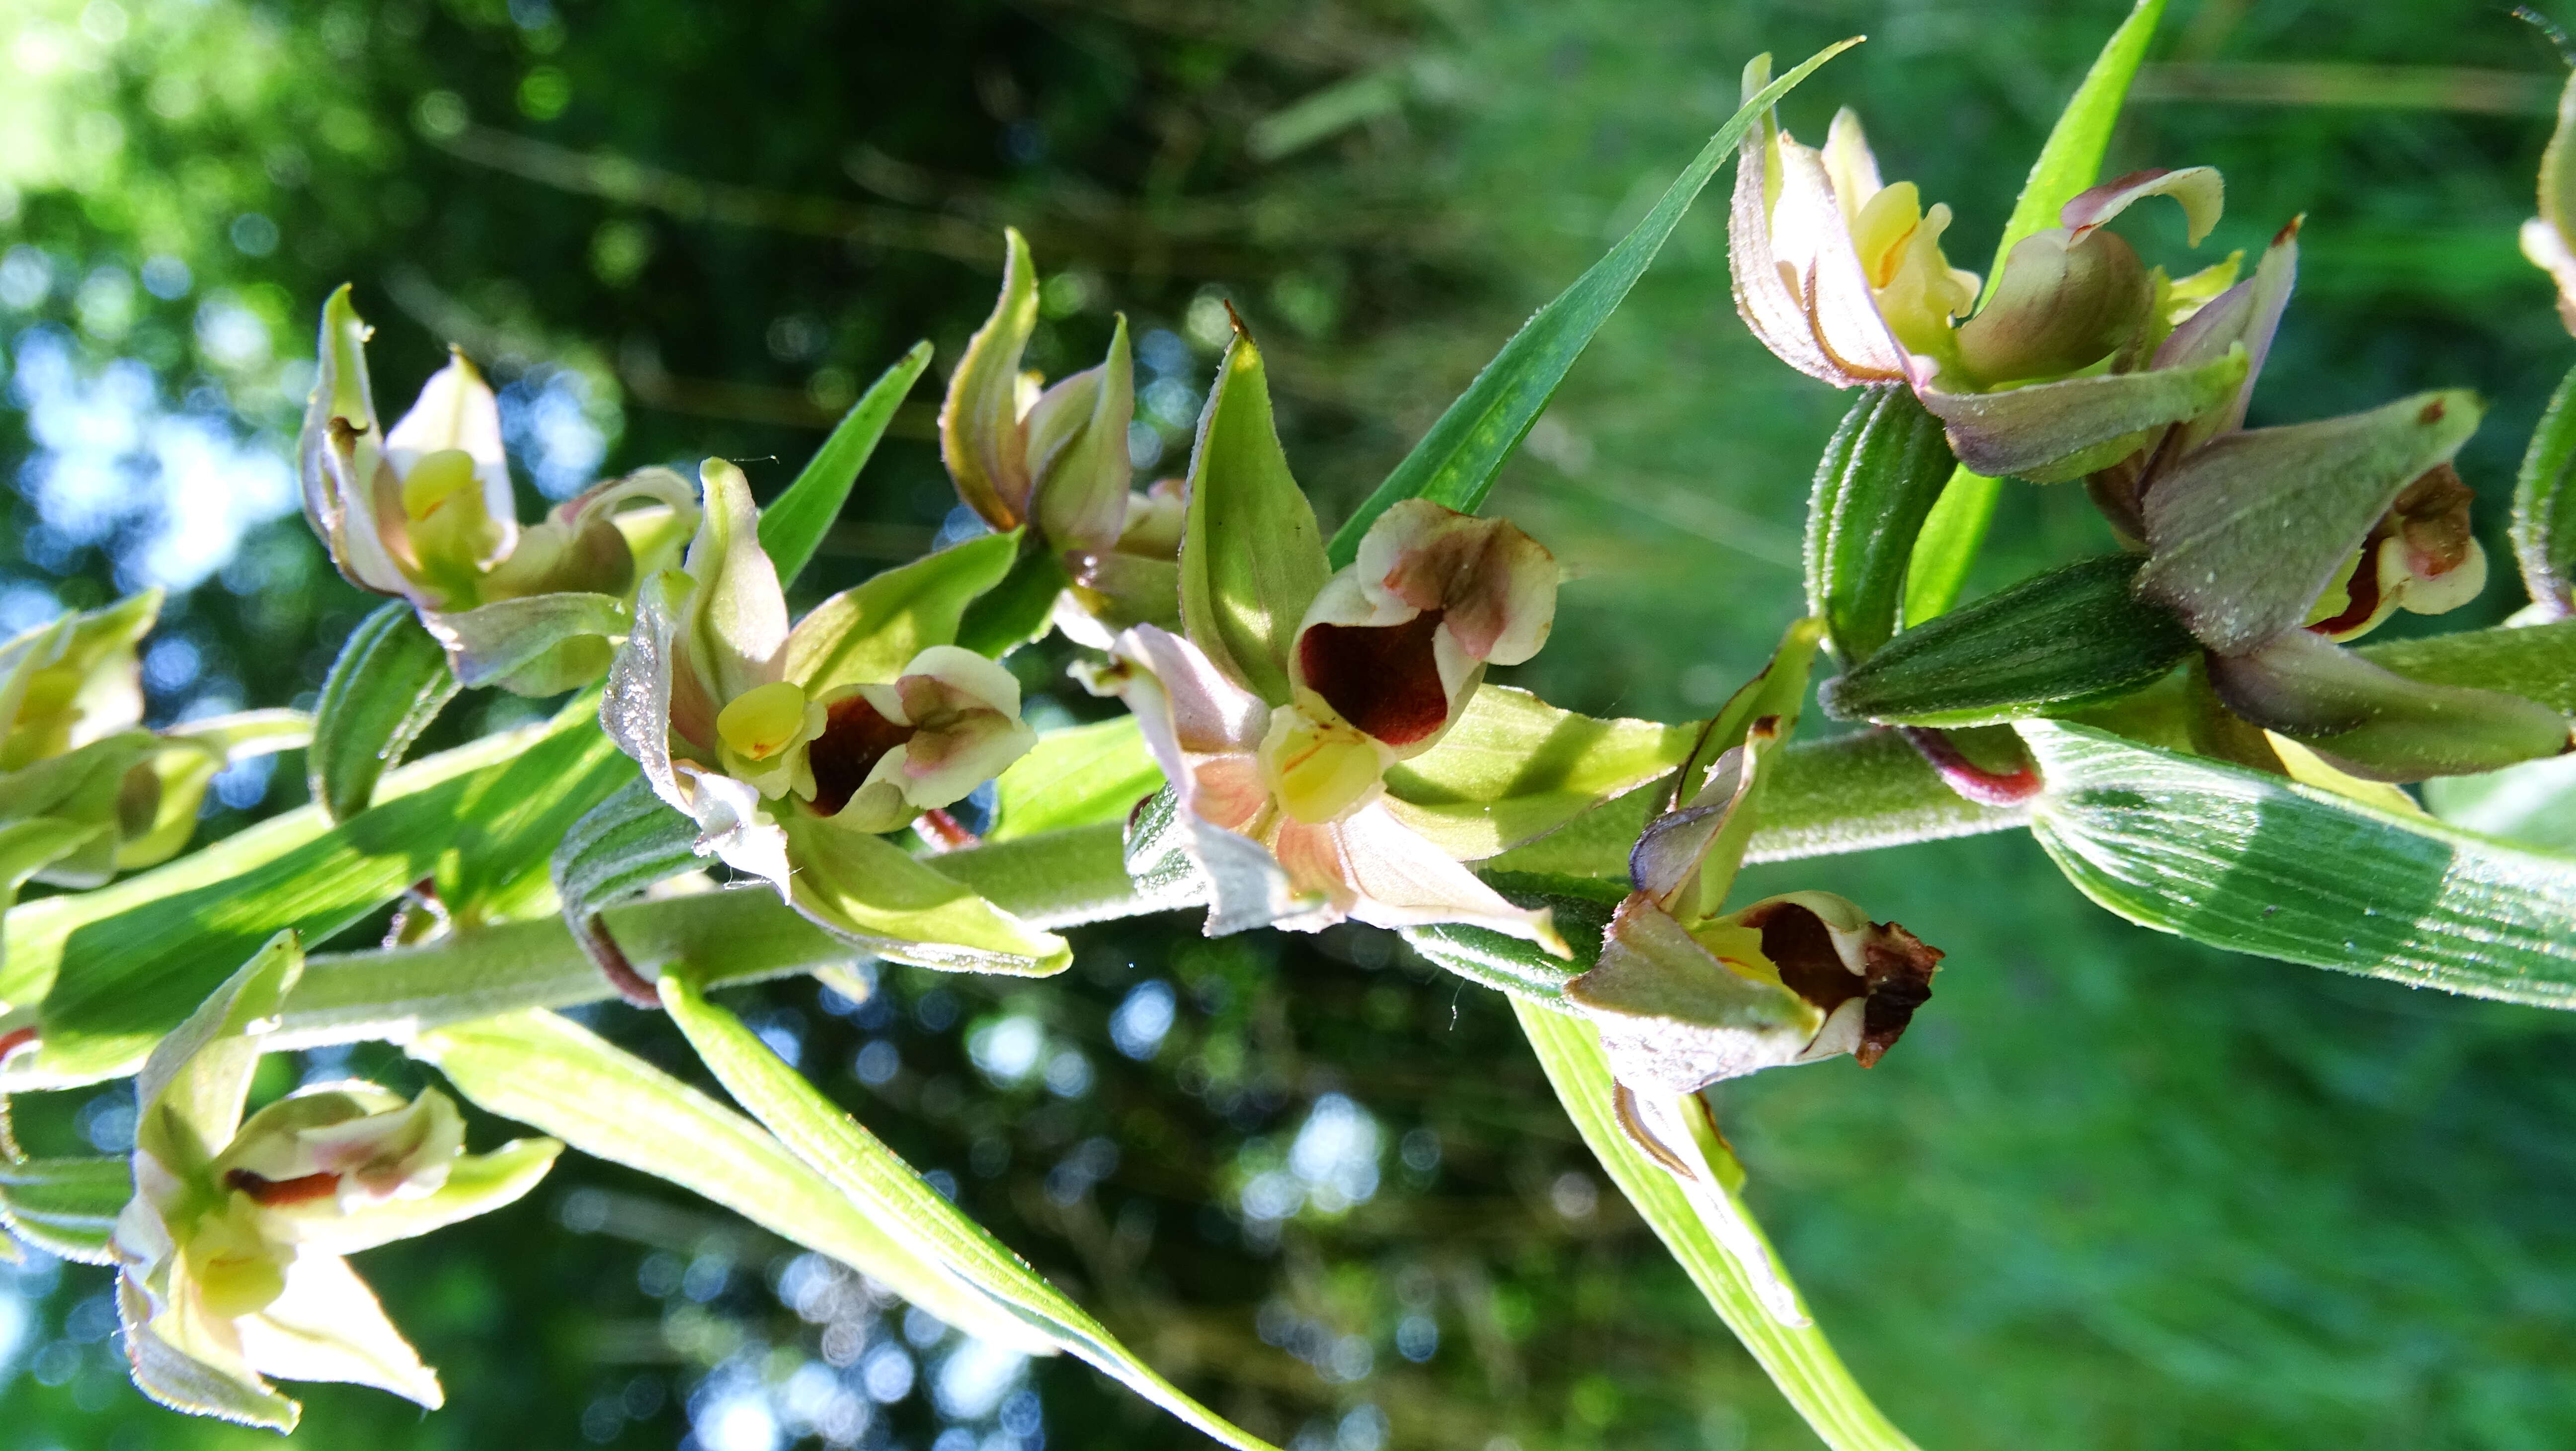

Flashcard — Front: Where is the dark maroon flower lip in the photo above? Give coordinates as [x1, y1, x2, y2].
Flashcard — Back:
[805, 694, 918, 817]
[224, 1168, 342, 1207]
[1296, 609, 1449, 746]
[1732, 898, 1942, 1068]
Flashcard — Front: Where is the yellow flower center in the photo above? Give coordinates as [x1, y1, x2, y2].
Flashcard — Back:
[717, 681, 815, 761]
[399, 448, 482, 522]
[1260, 708, 1386, 825]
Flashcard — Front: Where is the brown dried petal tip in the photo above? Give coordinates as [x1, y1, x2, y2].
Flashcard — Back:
[1737, 898, 1944, 1068]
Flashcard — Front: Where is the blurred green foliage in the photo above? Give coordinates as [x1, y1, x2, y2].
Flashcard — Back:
[3, 0, 2575, 1446]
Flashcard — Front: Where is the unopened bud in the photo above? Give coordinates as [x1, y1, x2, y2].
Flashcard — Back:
[1953, 227, 2152, 386]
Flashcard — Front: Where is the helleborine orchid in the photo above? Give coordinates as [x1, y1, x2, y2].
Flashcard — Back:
[603, 459, 1064, 975]
[112, 933, 559, 1431]
[1566, 625, 1941, 1093]
[2523, 66, 2576, 336]
[2059, 222, 2574, 784]
[0, 593, 308, 949]
[300, 287, 699, 694]
[1096, 498, 1570, 951]
[942, 229, 1183, 638]
[1729, 57, 2259, 484]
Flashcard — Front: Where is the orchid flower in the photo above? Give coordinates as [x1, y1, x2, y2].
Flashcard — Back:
[1730, 57, 2256, 483]
[942, 229, 1181, 638]
[112, 933, 559, 1431]
[2523, 66, 2576, 337]
[0, 593, 307, 945]
[2066, 225, 2574, 784]
[1565, 628, 1941, 1094]
[1093, 499, 1571, 951]
[300, 287, 699, 694]
[602, 459, 1064, 976]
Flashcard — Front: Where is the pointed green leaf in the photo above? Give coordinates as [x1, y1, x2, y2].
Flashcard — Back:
[309, 601, 462, 818]
[2512, 359, 2576, 618]
[987, 718, 1162, 844]
[762, 342, 935, 590]
[786, 530, 1022, 693]
[658, 972, 1286, 1451]
[409, 1009, 1048, 1352]
[781, 815, 1071, 976]
[1823, 554, 2195, 726]
[953, 547, 1071, 659]
[1905, 0, 2170, 621]
[1808, 387, 1956, 662]
[1326, 37, 1862, 564]
[1177, 331, 1329, 703]
[1514, 1001, 1923, 1451]
[0, 1155, 131, 1264]
[11, 699, 628, 1085]
[1379, 686, 1698, 861]
[1400, 872, 1621, 1005]
[2020, 719, 2576, 1004]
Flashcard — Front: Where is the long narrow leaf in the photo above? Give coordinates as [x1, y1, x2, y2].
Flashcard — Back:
[760, 342, 935, 590]
[659, 971, 1285, 1451]
[1904, 0, 2169, 621]
[10, 699, 630, 1084]
[2020, 720, 2576, 1005]
[1324, 37, 1861, 565]
[410, 1009, 1047, 1351]
[1514, 1001, 1922, 1451]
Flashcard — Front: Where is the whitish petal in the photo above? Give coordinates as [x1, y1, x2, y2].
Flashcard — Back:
[383, 352, 517, 571]
[601, 570, 700, 804]
[1727, 61, 1845, 385]
[674, 764, 795, 893]
[1349, 499, 1559, 663]
[292, 1138, 561, 1255]
[1107, 625, 1270, 758]
[119, 1270, 298, 1430]
[1275, 802, 1568, 953]
[237, 1250, 442, 1409]
[1772, 137, 1912, 384]
[679, 459, 792, 703]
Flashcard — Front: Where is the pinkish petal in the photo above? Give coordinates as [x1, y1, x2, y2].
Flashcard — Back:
[1277, 803, 1568, 953]
[1110, 625, 1270, 757]
[1773, 139, 1911, 384]
[2156, 217, 2299, 451]
[1728, 69, 1844, 384]
[1351, 500, 1559, 664]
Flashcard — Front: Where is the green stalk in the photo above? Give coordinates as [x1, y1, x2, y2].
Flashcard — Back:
[1515, 1001, 1922, 1451]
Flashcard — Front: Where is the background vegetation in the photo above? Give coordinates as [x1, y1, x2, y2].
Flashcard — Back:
[2, 0, 2572, 1446]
